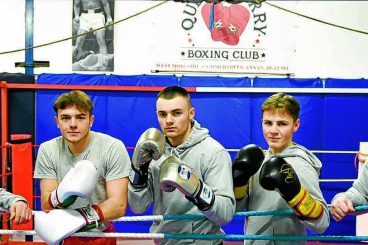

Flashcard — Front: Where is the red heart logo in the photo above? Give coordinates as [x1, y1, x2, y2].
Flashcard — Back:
[202, 3, 250, 46]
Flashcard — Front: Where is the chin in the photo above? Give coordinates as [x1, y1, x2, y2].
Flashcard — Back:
[268, 143, 281, 150]
[65, 137, 80, 143]
[165, 133, 176, 138]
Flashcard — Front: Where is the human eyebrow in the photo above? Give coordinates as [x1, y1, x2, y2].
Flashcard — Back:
[171, 109, 182, 113]
[59, 113, 87, 118]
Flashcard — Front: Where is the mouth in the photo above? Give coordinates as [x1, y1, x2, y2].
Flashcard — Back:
[165, 127, 176, 132]
[67, 132, 79, 136]
[268, 137, 280, 142]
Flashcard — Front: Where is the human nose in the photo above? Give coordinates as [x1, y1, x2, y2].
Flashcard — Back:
[269, 124, 279, 134]
[165, 114, 174, 124]
[69, 117, 77, 127]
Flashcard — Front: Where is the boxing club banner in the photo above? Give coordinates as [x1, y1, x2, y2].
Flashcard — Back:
[146, 1, 297, 75]
[68, 1, 296, 75]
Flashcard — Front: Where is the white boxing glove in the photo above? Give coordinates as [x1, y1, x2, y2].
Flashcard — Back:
[35, 209, 85, 245]
[159, 156, 215, 211]
[49, 160, 99, 208]
[129, 128, 165, 188]
[35, 205, 104, 245]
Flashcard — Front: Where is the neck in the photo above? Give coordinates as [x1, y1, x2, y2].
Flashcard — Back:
[169, 126, 192, 147]
[270, 142, 294, 154]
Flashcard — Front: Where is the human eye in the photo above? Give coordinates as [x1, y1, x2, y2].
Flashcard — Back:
[263, 120, 272, 126]
[173, 111, 182, 117]
[76, 115, 86, 120]
[60, 115, 70, 121]
[278, 121, 288, 127]
[157, 112, 166, 118]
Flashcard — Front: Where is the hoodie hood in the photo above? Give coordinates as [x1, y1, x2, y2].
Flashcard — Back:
[164, 120, 209, 157]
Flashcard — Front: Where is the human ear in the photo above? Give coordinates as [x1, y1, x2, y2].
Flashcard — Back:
[54, 116, 60, 128]
[293, 118, 300, 132]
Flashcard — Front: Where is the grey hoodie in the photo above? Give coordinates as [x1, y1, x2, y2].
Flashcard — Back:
[0, 188, 27, 210]
[332, 158, 368, 206]
[128, 120, 235, 245]
[236, 143, 330, 245]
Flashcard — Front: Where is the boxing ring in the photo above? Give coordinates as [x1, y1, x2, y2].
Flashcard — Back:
[1, 76, 368, 244]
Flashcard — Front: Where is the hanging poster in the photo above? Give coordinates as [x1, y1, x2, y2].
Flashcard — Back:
[72, 0, 114, 71]
[145, 1, 297, 75]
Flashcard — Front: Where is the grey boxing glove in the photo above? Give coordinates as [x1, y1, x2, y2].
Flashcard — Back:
[129, 128, 165, 188]
[159, 156, 215, 211]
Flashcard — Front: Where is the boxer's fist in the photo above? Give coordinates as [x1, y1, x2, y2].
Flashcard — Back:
[259, 156, 323, 220]
[106, 17, 113, 31]
[49, 160, 99, 209]
[159, 156, 215, 211]
[232, 144, 264, 200]
[73, 16, 80, 24]
[9, 201, 32, 225]
[358, 151, 368, 164]
[129, 128, 165, 188]
[331, 196, 355, 221]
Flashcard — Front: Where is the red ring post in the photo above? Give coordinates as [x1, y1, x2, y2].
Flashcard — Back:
[10, 134, 33, 231]
[1, 81, 9, 190]
[1, 81, 10, 241]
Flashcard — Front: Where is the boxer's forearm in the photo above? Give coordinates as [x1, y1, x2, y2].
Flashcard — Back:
[98, 178, 128, 220]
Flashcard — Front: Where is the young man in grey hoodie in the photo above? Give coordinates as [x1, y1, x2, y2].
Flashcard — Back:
[331, 151, 368, 221]
[233, 92, 330, 244]
[128, 86, 235, 245]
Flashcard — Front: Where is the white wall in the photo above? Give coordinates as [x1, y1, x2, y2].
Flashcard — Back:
[0, 0, 367, 78]
[290, 1, 368, 78]
[0, 0, 26, 73]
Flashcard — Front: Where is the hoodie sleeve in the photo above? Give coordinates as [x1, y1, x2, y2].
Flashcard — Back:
[332, 162, 368, 206]
[235, 194, 248, 212]
[201, 148, 236, 225]
[128, 167, 154, 214]
[0, 188, 28, 210]
[291, 157, 330, 234]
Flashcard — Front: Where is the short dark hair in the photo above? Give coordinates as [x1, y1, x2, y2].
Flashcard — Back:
[53, 90, 93, 115]
[157, 86, 192, 107]
[262, 92, 300, 121]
